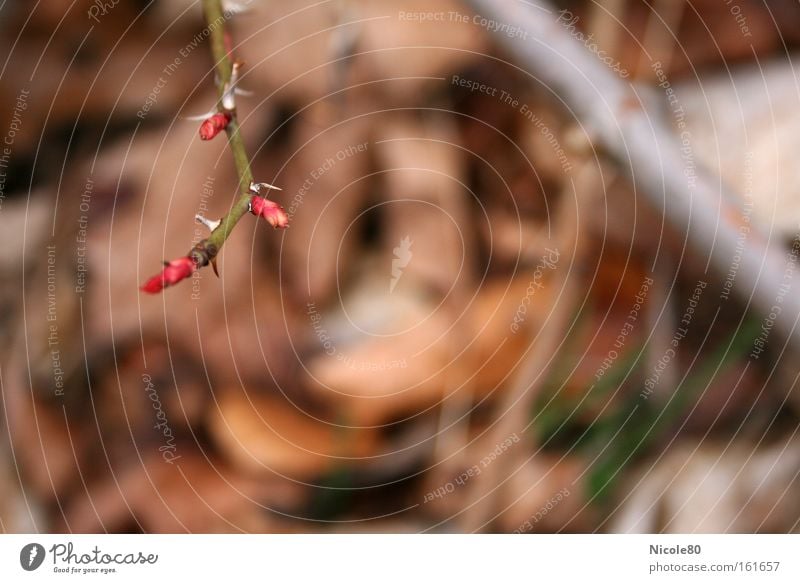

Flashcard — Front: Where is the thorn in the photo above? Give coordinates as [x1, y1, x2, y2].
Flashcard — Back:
[211, 257, 220, 278]
[223, 0, 252, 15]
[250, 181, 282, 193]
[182, 108, 217, 121]
[195, 214, 222, 231]
[222, 61, 245, 111]
[221, 88, 236, 112]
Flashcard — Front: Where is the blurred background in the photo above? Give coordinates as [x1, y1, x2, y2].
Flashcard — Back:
[2, 0, 800, 533]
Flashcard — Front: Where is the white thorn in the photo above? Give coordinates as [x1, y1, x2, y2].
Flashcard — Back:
[223, 0, 253, 15]
[195, 214, 222, 231]
[250, 182, 282, 193]
[222, 85, 236, 111]
[182, 108, 217, 121]
[220, 61, 245, 111]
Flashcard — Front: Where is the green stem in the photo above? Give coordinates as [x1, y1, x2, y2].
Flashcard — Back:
[192, 0, 256, 266]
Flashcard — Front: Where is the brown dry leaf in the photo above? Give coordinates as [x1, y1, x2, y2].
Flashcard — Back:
[208, 387, 377, 478]
[464, 275, 557, 400]
[61, 452, 300, 533]
[303, 278, 454, 426]
[301, 194, 557, 425]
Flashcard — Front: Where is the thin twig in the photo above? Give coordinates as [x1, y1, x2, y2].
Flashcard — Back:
[188, 0, 257, 268]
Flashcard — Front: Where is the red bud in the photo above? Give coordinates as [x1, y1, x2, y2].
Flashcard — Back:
[199, 112, 232, 141]
[250, 195, 289, 229]
[141, 256, 196, 293]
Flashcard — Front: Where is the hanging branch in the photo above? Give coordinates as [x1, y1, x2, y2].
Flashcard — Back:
[464, 0, 800, 348]
[141, 0, 287, 293]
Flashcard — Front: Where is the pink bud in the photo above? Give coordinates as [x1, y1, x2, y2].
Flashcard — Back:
[199, 112, 232, 141]
[141, 256, 196, 293]
[250, 195, 289, 229]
